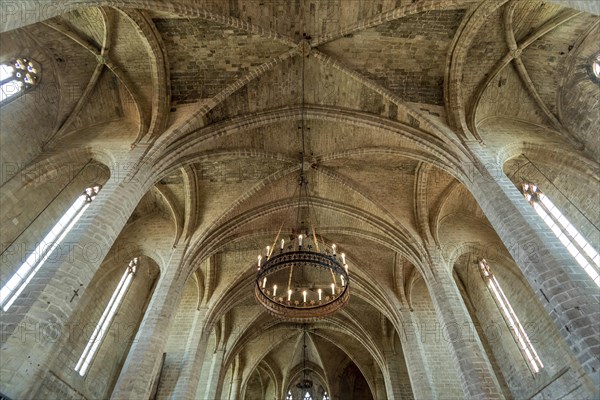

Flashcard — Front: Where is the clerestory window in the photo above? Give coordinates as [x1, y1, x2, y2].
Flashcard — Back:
[75, 257, 138, 376]
[522, 183, 599, 286]
[0, 57, 40, 104]
[0, 185, 101, 311]
[480, 259, 544, 373]
[590, 53, 600, 82]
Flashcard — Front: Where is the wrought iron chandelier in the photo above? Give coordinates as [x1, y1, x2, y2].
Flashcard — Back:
[254, 46, 350, 322]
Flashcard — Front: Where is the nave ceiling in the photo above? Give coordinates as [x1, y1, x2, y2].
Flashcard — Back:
[1, 0, 598, 398]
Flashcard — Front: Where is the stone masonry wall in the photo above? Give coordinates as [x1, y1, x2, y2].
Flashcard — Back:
[34, 256, 159, 399]
[410, 278, 464, 399]
[156, 277, 199, 399]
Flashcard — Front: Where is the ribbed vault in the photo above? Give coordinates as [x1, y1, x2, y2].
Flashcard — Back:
[1, 1, 598, 399]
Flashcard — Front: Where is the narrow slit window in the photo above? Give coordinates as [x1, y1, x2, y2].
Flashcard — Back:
[75, 258, 138, 376]
[590, 53, 600, 82]
[0, 57, 40, 104]
[0, 185, 101, 311]
[522, 183, 599, 286]
[480, 259, 544, 373]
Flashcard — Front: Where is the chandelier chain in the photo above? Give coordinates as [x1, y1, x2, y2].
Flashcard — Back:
[297, 52, 308, 230]
[254, 45, 350, 323]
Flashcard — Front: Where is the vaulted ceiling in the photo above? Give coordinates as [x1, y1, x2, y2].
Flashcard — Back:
[1, 0, 598, 398]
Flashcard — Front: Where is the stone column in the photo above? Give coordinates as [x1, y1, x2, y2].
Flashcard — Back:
[0, 156, 150, 399]
[230, 377, 242, 400]
[228, 355, 243, 400]
[200, 348, 226, 400]
[374, 372, 388, 400]
[466, 144, 600, 386]
[380, 318, 409, 400]
[169, 307, 210, 399]
[398, 310, 436, 400]
[110, 246, 186, 399]
[382, 351, 402, 400]
[426, 254, 505, 400]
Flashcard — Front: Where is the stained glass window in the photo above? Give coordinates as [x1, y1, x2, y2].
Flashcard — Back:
[0, 57, 40, 104]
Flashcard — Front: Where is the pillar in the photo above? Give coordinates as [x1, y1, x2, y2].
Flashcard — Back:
[398, 310, 436, 400]
[228, 355, 243, 400]
[199, 348, 226, 400]
[110, 246, 186, 399]
[374, 372, 388, 400]
[466, 144, 600, 387]
[426, 251, 505, 400]
[169, 307, 210, 399]
[380, 316, 411, 400]
[111, 246, 185, 399]
[382, 350, 403, 400]
[0, 153, 150, 399]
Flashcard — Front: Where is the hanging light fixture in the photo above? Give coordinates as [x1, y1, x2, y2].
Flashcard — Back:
[296, 325, 313, 397]
[254, 44, 350, 322]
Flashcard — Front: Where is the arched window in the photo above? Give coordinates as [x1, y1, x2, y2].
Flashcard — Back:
[286, 391, 293, 400]
[522, 183, 599, 285]
[0, 185, 101, 311]
[480, 259, 544, 373]
[75, 257, 138, 376]
[304, 392, 312, 400]
[0, 57, 40, 104]
[323, 392, 330, 400]
[589, 53, 600, 83]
